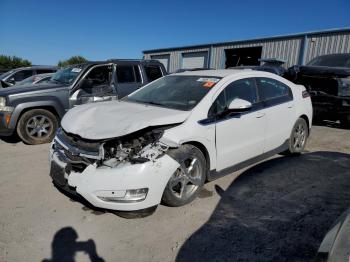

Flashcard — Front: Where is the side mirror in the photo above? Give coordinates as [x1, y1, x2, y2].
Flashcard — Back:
[227, 98, 252, 112]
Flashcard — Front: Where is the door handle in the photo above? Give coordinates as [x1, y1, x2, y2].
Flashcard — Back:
[256, 112, 265, 118]
[288, 105, 294, 109]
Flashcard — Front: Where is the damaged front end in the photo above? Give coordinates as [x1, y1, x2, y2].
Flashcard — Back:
[53, 126, 174, 170]
[50, 127, 180, 211]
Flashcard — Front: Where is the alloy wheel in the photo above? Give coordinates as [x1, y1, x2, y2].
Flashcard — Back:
[26, 115, 53, 139]
[169, 157, 202, 199]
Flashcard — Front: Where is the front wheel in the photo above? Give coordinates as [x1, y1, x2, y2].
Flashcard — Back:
[162, 145, 207, 207]
[283, 118, 309, 155]
[17, 109, 58, 145]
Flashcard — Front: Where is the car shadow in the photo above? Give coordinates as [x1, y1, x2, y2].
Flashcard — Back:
[0, 134, 22, 144]
[313, 120, 350, 130]
[176, 151, 350, 262]
[42, 226, 104, 262]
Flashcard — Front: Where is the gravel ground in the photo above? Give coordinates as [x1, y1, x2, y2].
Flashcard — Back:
[0, 125, 349, 262]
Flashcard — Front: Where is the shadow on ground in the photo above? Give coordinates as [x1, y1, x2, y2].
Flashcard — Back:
[176, 151, 350, 262]
[313, 120, 350, 130]
[0, 134, 21, 144]
[42, 227, 104, 262]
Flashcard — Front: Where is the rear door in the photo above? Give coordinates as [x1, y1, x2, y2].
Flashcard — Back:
[255, 77, 295, 152]
[115, 65, 142, 98]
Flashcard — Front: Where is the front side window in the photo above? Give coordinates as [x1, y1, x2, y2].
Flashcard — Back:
[209, 78, 258, 116]
[144, 65, 163, 82]
[126, 75, 221, 111]
[256, 77, 289, 101]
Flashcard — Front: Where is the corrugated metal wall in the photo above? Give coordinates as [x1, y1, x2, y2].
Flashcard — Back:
[145, 47, 210, 72]
[210, 37, 302, 68]
[305, 32, 350, 63]
[144, 30, 350, 72]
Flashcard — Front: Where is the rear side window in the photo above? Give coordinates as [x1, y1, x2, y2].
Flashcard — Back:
[256, 78, 290, 101]
[116, 65, 141, 83]
[144, 65, 163, 82]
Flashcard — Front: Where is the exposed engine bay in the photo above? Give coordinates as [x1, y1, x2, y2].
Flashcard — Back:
[53, 126, 176, 173]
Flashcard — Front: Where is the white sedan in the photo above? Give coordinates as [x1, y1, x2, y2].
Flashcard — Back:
[49, 69, 312, 216]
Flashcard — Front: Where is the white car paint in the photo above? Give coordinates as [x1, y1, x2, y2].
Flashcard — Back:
[50, 69, 313, 212]
[61, 100, 191, 140]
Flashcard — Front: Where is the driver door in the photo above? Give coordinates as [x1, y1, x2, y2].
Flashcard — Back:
[213, 78, 266, 171]
[69, 64, 117, 107]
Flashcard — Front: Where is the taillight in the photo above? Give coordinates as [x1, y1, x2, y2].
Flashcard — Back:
[302, 90, 310, 98]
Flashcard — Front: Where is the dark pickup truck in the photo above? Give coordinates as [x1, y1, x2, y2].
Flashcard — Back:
[0, 59, 166, 144]
[287, 53, 350, 126]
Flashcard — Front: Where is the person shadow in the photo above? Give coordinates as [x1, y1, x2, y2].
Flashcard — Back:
[43, 227, 104, 262]
[176, 151, 350, 262]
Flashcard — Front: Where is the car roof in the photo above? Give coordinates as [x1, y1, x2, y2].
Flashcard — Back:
[172, 69, 254, 77]
[13, 65, 58, 71]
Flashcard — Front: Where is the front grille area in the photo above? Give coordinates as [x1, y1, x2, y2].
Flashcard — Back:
[59, 129, 101, 153]
[54, 128, 102, 172]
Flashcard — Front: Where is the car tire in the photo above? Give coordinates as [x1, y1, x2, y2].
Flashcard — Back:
[282, 118, 309, 155]
[17, 109, 58, 145]
[162, 144, 207, 207]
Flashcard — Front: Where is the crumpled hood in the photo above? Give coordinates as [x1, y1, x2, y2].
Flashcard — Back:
[61, 101, 190, 140]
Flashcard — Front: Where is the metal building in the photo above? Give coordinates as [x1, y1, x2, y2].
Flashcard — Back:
[143, 28, 350, 73]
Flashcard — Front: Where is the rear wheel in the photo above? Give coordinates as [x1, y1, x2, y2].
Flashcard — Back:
[283, 118, 309, 155]
[17, 109, 58, 145]
[162, 145, 206, 207]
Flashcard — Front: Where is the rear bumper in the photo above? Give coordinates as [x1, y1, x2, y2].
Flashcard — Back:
[0, 112, 15, 136]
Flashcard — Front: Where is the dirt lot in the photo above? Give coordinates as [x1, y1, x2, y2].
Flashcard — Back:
[0, 125, 349, 262]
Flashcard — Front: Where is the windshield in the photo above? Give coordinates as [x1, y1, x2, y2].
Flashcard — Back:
[125, 75, 221, 111]
[51, 65, 84, 85]
[307, 54, 350, 68]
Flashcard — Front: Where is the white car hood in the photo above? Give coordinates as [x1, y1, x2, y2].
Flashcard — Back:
[61, 101, 190, 140]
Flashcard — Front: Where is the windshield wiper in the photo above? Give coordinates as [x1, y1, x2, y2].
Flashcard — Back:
[50, 79, 63, 84]
[143, 101, 166, 107]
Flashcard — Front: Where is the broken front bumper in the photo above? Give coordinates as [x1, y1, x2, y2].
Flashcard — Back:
[49, 147, 180, 211]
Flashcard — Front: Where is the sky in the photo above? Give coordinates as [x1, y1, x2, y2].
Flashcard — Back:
[1, 0, 349, 65]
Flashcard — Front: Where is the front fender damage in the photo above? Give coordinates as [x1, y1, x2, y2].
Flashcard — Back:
[51, 126, 182, 210]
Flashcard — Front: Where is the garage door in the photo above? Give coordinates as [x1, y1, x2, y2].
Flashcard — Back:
[181, 52, 208, 69]
[151, 54, 170, 72]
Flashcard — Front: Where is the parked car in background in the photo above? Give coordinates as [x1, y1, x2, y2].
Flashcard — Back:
[0, 66, 57, 87]
[49, 69, 312, 216]
[232, 58, 287, 76]
[287, 53, 350, 126]
[14, 73, 54, 86]
[0, 59, 166, 144]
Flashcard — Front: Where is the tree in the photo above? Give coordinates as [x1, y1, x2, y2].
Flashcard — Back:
[58, 56, 88, 67]
[0, 55, 32, 70]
